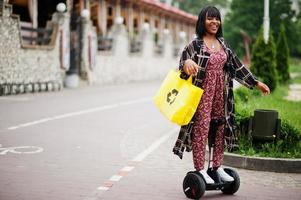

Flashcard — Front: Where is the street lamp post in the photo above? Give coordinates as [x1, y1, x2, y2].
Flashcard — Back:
[263, 0, 270, 44]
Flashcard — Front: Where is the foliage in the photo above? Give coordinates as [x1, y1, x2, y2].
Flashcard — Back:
[234, 86, 260, 104]
[235, 120, 301, 158]
[233, 83, 301, 158]
[174, 0, 301, 56]
[235, 83, 301, 132]
[251, 28, 278, 92]
[237, 127, 300, 158]
[290, 59, 301, 84]
[276, 24, 290, 83]
[279, 120, 301, 151]
[270, 0, 299, 57]
[223, 0, 300, 57]
[223, 0, 263, 57]
[172, 0, 229, 15]
[290, 58, 301, 73]
[293, 17, 301, 57]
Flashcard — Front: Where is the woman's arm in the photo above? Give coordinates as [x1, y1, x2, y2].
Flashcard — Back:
[255, 81, 270, 95]
[179, 41, 199, 76]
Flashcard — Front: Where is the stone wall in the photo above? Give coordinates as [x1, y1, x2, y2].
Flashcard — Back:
[0, 3, 189, 95]
[0, 4, 68, 95]
[88, 24, 183, 85]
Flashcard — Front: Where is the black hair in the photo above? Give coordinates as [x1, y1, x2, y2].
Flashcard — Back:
[195, 6, 223, 39]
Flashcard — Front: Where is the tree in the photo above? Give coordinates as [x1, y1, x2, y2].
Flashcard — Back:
[270, 0, 298, 57]
[276, 24, 290, 83]
[175, 0, 300, 57]
[223, 0, 263, 57]
[251, 28, 278, 92]
[223, 0, 299, 57]
[292, 2, 301, 57]
[294, 18, 301, 57]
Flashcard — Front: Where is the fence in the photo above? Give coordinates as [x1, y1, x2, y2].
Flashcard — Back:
[98, 36, 113, 51]
[21, 26, 53, 45]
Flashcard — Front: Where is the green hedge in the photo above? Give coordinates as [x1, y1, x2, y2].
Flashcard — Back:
[276, 24, 290, 83]
[234, 86, 301, 158]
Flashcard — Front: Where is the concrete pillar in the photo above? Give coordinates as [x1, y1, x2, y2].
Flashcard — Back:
[108, 0, 128, 56]
[163, 28, 173, 59]
[79, 0, 84, 11]
[141, 22, 153, 58]
[159, 16, 165, 41]
[100, 0, 107, 36]
[115, 0, 122, 20]
[178, 29, 187, 50]
[139, 9, 144, 33]
[29, 0, 38, 28]
[128, 3, 134, 38]
[174, 21, 179, 44]
[52, 5, 70, 71]
[149, 12, 155, 33]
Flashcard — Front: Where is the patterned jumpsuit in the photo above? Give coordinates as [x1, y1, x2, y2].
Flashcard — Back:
[192, 44, 227, 171]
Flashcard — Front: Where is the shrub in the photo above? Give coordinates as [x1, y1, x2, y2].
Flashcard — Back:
[234, 87, 260, 103]
[251, 28, 278, 92]
[234, 115, 301, 158]
[233, 88, 301, 158]
[279, 120, 301, 151]
[276, 24, 290, 83]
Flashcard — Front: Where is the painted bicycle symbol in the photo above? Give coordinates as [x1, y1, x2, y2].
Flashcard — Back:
[0, 144, 43, 155]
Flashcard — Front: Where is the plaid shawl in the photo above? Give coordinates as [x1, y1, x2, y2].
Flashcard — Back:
[172, 37, 258, 159]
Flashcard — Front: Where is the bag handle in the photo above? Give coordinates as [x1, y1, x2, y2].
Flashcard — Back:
[177, 70, 193, 83]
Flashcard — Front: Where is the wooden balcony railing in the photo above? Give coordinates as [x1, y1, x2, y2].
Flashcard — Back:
[20, 26, 53, 45]
[130, 40, 142, 53]
[98, 36, 113, 51]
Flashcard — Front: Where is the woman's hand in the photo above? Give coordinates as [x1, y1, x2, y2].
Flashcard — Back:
[256, 81, 270, 95]
[183, 59, 199, 76]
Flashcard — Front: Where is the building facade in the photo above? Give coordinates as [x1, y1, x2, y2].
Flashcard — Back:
[0, 0, 197, 95]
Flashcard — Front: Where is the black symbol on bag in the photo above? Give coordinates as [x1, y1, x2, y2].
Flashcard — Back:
[167, 89, 179, 105]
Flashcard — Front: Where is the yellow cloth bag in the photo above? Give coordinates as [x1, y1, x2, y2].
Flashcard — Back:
[153, 70, 204, 126]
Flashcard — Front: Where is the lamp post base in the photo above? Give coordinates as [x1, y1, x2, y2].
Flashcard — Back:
[64, 74, 79, 88]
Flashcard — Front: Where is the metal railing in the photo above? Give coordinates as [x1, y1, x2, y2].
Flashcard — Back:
[130, 40, 142, 53]
[98, 36, 113, 51]
[155, 44, 163, 55]
[20, 26, 53, 45]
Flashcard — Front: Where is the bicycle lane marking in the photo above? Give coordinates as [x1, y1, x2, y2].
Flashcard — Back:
[0, 144, 44, 155]
[85, 127, 179, 199]
[6, 97, 151, 131]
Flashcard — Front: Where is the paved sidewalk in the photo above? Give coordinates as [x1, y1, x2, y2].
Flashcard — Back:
[94, 134, 301, 200]
[286, 73, 301, 101]
[90, 77, 301, 199]
[286, 84, 301, 101]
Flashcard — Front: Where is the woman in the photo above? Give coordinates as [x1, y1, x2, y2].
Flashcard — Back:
[172, 6, 270, 184]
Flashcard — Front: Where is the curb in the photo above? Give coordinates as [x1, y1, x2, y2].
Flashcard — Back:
[223, 152, 301, 173]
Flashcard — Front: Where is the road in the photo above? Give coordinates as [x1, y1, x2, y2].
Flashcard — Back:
[0, 81, 300, 200]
